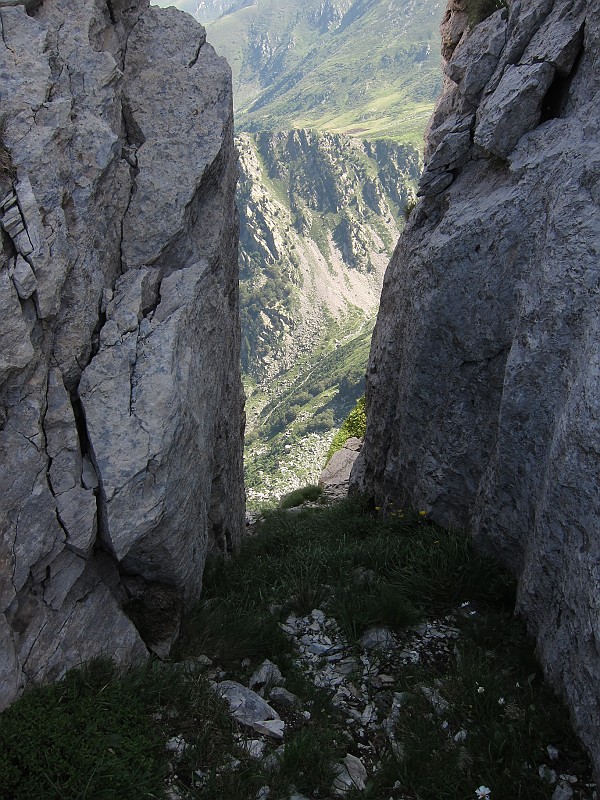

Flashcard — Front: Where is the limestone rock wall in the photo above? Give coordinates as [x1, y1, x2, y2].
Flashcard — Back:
[353, 0, 600, 773]
[0, 0, 244, 705]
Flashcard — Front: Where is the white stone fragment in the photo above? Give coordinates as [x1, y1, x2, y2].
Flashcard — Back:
[552, 784, 574, 800]
[249, 659, 284, 691]
[252, 719, 285, 739]
[165, 735, 186, 759]
[332, 753, 367, 795]
[360, 627, 395, 651]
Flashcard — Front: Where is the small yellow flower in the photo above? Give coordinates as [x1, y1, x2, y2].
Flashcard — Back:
[375, 506, 381, 511]
[419, 510, 427, 517]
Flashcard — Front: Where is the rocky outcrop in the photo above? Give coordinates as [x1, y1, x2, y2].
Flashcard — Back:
[0, 0, 244, 705]
[319, 437, 362, 500]
[353, 0, 600, 774]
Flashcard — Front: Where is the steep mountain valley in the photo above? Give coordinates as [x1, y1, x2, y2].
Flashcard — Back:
[2, 0, 600, 795]
[155, 0, 443, 501]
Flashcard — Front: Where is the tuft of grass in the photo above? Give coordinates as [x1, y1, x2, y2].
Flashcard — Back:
[0, 659, 166, 800]
[326, 395, 366, 463]
[275, 727, 340, 795]
[175, 599, 292, 667]
[279, 483, 323, 509]
[403, 196, 417, 220]
[331, 582, 422, 639]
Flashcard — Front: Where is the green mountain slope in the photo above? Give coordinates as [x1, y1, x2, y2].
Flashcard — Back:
[238, 129, 423, 503]
[245, 323, 374, 504]
[207, 0, 442, 144]
[238, 130, 420, 380]
[155, 0, 442, 502]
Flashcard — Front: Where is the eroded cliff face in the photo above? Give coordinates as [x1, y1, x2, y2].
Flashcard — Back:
[353, 0, 600, 773]
[0, 0, 244, 705]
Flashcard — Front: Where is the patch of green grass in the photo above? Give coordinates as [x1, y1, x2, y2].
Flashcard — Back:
[0, 659, 166, 800]
[403, 195, 418, 220]
[0, 656, 305, 800]
[0, 659, 249, 800]
[371, 633, 589, 800]
[331, 582, 422, 640]
[1, 500, 593, 799]
[326, 395, 366, 462]
[275, 727, 339, 795]
[280, 483, 323, 509]
[175, 598, 292, 668]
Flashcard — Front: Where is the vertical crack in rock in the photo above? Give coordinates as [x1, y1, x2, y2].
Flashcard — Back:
[105, 0, 117, 26]
[188, 35, 206, 68]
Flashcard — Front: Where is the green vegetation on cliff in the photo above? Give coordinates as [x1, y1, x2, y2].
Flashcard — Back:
[326, 394, 367, 461]
[244, 322, 372, 504]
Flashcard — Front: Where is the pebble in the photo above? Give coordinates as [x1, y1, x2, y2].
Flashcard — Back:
[360, 627, 395, 651]
[420, 685, 450, 714]
[243, 739, 266, 759]
[165, 735, 186, 759]
[252, 719, 285, 739]
[553, 784, 574, 800]
[249, 659, 284, 692]
[332, 753, 367, 795]
[539, 765, 558, 785]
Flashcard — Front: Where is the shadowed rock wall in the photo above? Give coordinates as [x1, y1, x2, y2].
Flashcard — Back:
[353, 0, 600, 773]
[0, 0, 244, 704]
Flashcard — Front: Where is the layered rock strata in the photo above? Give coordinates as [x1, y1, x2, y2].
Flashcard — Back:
[0, 0, 244, 705]
[353, 0, 600, 773]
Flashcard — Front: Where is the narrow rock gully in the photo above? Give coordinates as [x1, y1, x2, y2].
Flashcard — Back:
[158, 491, 597, 800]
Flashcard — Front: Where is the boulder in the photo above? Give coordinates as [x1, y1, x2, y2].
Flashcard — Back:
[320, 437, 362, 496]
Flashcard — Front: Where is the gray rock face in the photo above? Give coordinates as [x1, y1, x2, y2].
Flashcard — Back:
[0, 0, 244, 706]
[352, 0, 600, 775]
[319, 437, 362, 498]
